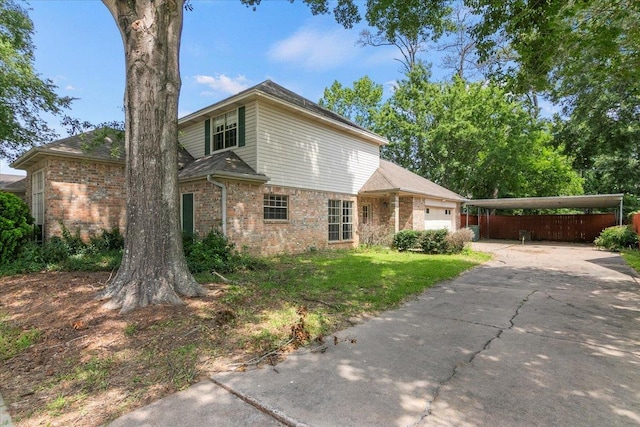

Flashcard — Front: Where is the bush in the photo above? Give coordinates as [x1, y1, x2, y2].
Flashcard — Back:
[88, 228, 124, 254]
[184, 230, 237, 273]
[594, 225, 639, 251]
[0, 192, 34, 264]
[446, 228, 474, 254]
[359, 223, 393, 247]
[419, 229, 449, 254]
[392, 230, 421, 251]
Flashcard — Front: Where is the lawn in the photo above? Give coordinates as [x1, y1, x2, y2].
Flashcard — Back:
[621, 249, 640, 274]
[0, 247, 490, 426]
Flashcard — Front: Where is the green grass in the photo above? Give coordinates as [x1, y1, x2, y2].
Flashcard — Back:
[621, 249, 640, 273]
[0, 312, 41, 361]
[223, 247, 491, 348]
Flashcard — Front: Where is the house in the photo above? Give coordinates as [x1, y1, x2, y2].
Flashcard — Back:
[0, 173, 27, 202]
[11, 80, 464, 255]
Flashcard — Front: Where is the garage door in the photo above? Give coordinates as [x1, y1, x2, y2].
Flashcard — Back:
[425, 207, 453, 230]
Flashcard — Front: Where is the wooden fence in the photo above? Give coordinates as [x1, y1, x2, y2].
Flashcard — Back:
[460, 213, 617, 242]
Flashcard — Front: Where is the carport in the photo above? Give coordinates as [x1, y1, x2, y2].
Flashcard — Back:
[463, 194, 624, 242]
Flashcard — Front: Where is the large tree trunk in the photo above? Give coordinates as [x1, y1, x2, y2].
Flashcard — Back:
[100, 0, 204, 313]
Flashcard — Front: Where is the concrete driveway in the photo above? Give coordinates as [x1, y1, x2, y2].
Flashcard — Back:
[111, 242, 640, 427]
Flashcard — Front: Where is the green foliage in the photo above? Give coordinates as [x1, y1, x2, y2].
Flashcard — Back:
[87, 228, 124, 253]
[392, 230, 421, 251]
[377, 68, 583, 199]
[183, 230, 264, 274]
[393, 228, 473, 255]
[621, 250, 640, 274]
[419, 229, 449, 254]
[594, 226, 639, 252]
[0, 191, 33, 263]
[0, 0, 71, 159]
[318, 76, 383, 129]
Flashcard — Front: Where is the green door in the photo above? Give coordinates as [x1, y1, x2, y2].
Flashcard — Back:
[182, 193, 194, 236]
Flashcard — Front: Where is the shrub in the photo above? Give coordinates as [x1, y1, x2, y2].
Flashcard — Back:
[594, 225, 639, 252]
[41, 237, 71, 263]
[419, 229, 449, 254]
[184, 230, 237, 273]
[0, 192, 34, 263]
[359, 223, 393, 247]
[60, 223, 86, 255]
[446, 228, 474, 254]
[392, 230, 421, 251]
[88, 228, 124, 254]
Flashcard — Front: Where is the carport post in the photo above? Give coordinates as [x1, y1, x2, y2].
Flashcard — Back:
[619, 198, 623, 225]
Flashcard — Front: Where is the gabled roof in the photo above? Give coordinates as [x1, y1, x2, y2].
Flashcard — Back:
[179, 151, 268, 183]
[0, 174, 26, 194]
[11, 130, 125, 170]
[179, 80, 388, 147]
[360, 160, 465, 202]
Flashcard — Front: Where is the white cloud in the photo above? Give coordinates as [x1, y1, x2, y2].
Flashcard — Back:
[267, 26, 359, 71]
[194, 74, 250, 96]
[65, 85, 77, 91]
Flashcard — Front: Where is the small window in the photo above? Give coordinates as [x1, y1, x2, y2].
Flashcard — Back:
[362, 204, 371, 224]
[445, 209, 452, 215]
[212, 110, 237, 151]
[425, 208, 430, 214]
[264, 194, 288, 220]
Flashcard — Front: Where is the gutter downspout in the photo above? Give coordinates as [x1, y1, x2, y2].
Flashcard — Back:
[207, 175, 227, 236]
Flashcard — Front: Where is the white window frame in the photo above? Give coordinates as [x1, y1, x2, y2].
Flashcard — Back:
[264, 194, 289, 221]
[328, 200, 353, 242]
[32, 169, 45, 241]
[212, 110, 237, 151]
[362, 204, 371, 225]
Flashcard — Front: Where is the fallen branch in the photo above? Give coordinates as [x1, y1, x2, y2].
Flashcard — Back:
[302, 297, 340, 310]
[228, 338, 295, 370]
[211, 271, 232, 283]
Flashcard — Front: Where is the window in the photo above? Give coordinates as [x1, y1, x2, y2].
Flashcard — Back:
[445, 209, 452, 215]
[32, 169, 44, 241]
[264, 194, 288, 220]
[362, 204, 371, 224]
[212, 110, 237, 151]
[328, 200, 353, 241]
[425, 208, 430, 214]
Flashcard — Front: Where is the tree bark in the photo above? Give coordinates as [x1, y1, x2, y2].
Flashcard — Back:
[100, 0, 204, 313]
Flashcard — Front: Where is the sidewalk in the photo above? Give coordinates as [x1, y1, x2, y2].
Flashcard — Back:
[109, 242, 640, 426]
[1, 392, 14, 427]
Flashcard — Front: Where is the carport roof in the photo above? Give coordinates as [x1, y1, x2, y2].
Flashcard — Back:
[464, 194, 624, 210]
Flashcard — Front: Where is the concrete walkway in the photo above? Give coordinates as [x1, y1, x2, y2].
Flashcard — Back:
[110, 242, 640, 427]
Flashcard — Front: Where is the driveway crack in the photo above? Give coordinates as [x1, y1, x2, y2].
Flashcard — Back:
[416, 290, 537, 426]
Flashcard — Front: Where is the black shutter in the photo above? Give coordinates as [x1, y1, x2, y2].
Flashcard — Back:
[238, 106, 245, 147]
[204, 119, 211, 155]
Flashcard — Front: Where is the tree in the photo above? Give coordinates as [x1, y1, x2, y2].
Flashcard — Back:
[376, 66, 582, 199]
[0, 0, 70, 160]
[99, 0, 204, 313]
[358, 0, 453, 72]
[318, 76, 383, 129]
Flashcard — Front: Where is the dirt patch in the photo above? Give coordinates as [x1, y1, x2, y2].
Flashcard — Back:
[0, 272, 262, 426]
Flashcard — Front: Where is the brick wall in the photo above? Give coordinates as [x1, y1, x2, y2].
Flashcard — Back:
[181, 179, 361, 255]
[29, 158, 126, 241]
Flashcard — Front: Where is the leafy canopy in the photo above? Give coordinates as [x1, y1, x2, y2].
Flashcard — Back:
[0, 0, 70, 160]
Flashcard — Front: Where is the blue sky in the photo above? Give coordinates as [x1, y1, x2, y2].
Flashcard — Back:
[2, 0, 557, 175]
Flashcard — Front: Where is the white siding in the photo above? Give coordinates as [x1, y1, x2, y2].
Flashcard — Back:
[179, 122, 204, 158]
[233, 102, 257, 169]
[256, 103, 380, 194]
[178, 103, 257, 167]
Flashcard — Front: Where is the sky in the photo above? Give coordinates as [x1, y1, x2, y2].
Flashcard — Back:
[1, 0, 557, 176]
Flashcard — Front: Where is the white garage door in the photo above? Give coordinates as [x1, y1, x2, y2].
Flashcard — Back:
[425, 207, 453, 230]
